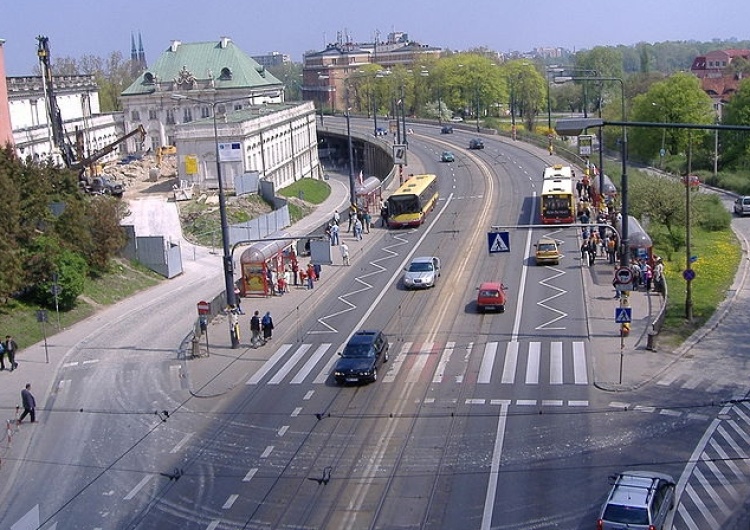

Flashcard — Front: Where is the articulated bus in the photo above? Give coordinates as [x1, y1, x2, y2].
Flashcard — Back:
[542, 164, 574, 180]
[540, 177, 576, 224]
[387, 174, 439, 228]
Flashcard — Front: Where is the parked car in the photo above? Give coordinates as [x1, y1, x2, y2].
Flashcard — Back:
[734, 196, 750, 216]
[450, 116, 464, 123]
[403, 256, 441, 289]
[597, 470, 675, 530]
[476, 282, 507, 313]
[333, 330, 390, 384]
[441, 126, 454, 134]
[441, 151, 455, 163]
[534, 237, 561, 265]
[468, 138, 484, 150]
[86, 175, 125, 197]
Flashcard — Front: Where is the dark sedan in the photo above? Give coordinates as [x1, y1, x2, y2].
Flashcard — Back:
[333, 330, 390, 384]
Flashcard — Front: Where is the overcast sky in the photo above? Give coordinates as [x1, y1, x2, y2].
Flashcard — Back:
[3, 0, 748, 75]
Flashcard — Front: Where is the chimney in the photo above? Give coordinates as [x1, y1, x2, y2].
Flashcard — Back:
[170, 40, 181, 53]
[220, 37, 231, 49]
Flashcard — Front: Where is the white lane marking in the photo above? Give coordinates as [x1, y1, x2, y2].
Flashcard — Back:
[268, 344, 311, 384]
[466, 399, 485, 405]
[526, 342, 540, 384]
[260, 446, 274, 458]
[407, 342, 432, 383]
[246, 344, 293, 385]
[303, 391, 314, 401]
[243, 468, 258, 482]
[384, 342, 412, 383]
[481, 401, 510, 530]
[433, 342, 455, 384]
[124, 476, 152, 500]
[170, 432, 194, 454]
[569, 400, 589, 407]
[550, 342, 563, 384]
[278, 425, 289, 437]
[291, 407, 302, 417]
[206, 520, 221, 530]
[478, 342, 498, 384]
[572, 341, 588, 384]
[291, 344, 331, 384]
[517, 400, 537, 406]
[222, 494, 239, 509]
[541, 400, 564, 407]
[501, 342, 518, 384]
[313, 343, 345, 385]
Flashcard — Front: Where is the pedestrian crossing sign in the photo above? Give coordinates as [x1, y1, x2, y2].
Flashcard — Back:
[615, 307, 632, 323]
[488, 232, 510, 253]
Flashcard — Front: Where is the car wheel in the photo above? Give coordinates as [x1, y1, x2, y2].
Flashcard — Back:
[499, 305, 505, 313]
[384, 348, 389, 362]
[372, 368, 378, 382]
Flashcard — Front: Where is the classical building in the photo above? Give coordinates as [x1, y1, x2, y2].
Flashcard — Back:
[302, 31, 442, 113]
[121, 37, 320, 190]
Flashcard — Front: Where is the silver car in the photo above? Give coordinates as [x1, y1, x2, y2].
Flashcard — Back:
[403, 256, 441, 289]
[734, 196, 750, 216]
[597, 470, 675, 530]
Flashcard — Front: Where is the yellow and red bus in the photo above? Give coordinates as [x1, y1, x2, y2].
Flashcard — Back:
[540, 177, 576, 224]
[542, 164, 573, 180]
[387, 174, 439, 228]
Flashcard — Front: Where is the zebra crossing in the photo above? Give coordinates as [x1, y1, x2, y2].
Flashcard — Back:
[245, 339, 590, 388]
[671, 399, 750, 529]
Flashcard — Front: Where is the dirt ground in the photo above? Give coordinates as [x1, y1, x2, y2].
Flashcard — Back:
[102, 153, 179, 198]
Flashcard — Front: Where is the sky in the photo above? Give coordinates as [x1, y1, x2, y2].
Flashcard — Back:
[2, 0, 749, 76]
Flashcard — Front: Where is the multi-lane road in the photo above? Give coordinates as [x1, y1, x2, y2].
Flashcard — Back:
[2, 121, 750, 529]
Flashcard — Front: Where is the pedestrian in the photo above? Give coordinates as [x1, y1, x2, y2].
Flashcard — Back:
[250, 311, 262, 347]
[347, 207, 356, 232]
[284, 267, 292, 293]
[292, 261, 299, 285]
[580, 240, 589, 265]
[380, 201, 389, 228]
[4, 335, 18, 371]
[587, 238, 597, 266]
[261, 311, 274, 342]
[363, 210, 371, 233]
[353, 218, 363, 241]
[277, 274, 287, 295]
[0, 340, 5, 371]
[18, 383, 36, 424]
[330, 223, 340, 246]
[340, 242, 350, 266]
[306, 263, 315, 289]
[313, 262, 322, 280]
[332, 209, 340, 226]
[233, 287, 244, 314]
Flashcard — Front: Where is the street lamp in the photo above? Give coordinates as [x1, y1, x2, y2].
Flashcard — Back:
[554, 75, 628, 266]
[172, 93, 245, 348]
[344, 85, 356, 208]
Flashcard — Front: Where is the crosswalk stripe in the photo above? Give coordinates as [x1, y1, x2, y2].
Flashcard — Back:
[291, 343, 331, 384]
[312, 343, 344, 385]
[550, 342, 563, 384]
[247, 344, 293, 385]
[573, 341, 588, 384]
[478, 342, 498, 384]
[501, 342, 518, 384]
[268, 344, 312, 384]
[384, 342, 412, 383]
[526, 342, 540, 384]
[433, 342, 455, 383]
[407, 342, 433, 382]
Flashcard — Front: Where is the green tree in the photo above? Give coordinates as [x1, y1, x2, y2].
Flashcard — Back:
[721, 78, 750, 169]
[502, 61, 545, 132]
[83, 196, 129, 274]
[628, 73, 715, 163]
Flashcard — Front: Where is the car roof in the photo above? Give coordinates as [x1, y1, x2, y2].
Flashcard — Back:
[536, 237, 557, 244]
[609, 471, 674, 506]
[411, 256, 436, 264]
[479, 281, 503, 290]
[349, 330, 382, 343]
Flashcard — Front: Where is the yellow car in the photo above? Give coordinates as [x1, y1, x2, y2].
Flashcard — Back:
[534, 237, 562, 265]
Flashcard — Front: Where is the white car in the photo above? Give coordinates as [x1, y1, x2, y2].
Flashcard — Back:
[403, 256, 441, 289]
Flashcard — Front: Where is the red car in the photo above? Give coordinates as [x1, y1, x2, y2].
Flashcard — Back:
[477, 282, 507, 313]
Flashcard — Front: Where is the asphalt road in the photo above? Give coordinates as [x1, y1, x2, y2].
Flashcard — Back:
[2, 121, 750, 529]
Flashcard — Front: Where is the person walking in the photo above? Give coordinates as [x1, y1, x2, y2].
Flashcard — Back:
[18, 383, 36, 424]
[4, 335, 18, 371]
[0, 340, 5, 371]
[306, 263, 315, 289]
[250, 311, 263, 347]
[330, 223, 340, 246]
[380, 201, 389, 228]
[353, 218, 363, 241]
[261, 311, 274, 342]
[340, 242, 350, 266]
[363, 211, 371, 233]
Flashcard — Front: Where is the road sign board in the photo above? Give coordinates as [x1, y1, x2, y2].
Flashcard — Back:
[614, 267, 634, 284]
[683, 269, 696, 281]
[197, 301, 211, 315]
[488, 232, 510, 254]
[615, 307, 632, 323]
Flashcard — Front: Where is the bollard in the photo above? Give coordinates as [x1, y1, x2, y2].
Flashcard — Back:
[191, 336, 200, 358]
[646, 331, 657, 351]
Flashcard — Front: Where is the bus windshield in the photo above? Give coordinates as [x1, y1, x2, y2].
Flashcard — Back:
[388, 194, 420, 216]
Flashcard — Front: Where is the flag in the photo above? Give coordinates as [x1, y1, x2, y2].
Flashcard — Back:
[358, 170, 364, 185]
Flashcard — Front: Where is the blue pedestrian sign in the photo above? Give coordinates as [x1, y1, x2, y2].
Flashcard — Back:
[488, 232, 510, 253]
[615, 307, 632, 323]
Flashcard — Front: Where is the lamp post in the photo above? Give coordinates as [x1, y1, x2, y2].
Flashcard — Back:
[554, 75, 628, 266]
[172, 93, 245, 348]
[344, 86, 356, 207]
[652, 102, 667, 170]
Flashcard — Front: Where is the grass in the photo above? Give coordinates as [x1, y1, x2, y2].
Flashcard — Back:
[278, 178, 331, 205]
[656, 227, 741, 347]
[0, 259, 163, 350]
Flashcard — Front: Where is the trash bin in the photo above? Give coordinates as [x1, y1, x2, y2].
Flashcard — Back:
[191, 335, 201, 358]
[646, 331, 657, 351]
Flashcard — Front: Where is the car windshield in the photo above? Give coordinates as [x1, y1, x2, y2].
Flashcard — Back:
[538, 244, 556, 252]
[408, 262, 433, 272]
[603, 504, 649, 525]
[342, 344, 373, 358]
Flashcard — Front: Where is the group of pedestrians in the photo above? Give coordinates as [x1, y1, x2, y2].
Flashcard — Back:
[249, 310, 274, 348]
[0, 335, 19, 372]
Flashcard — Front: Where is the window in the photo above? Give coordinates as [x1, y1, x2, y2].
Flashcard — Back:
[183, 107, 193, 123]
[148, 109, 158, 120]
[131, 110, 140, 121]
[201, 106, 210, 119]
[166, 109, 175, 125]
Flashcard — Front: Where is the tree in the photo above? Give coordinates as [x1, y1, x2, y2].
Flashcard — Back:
[628, 73, 715, 163]
[502, 61, 545, 132]
[721, 78, 750, 169]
